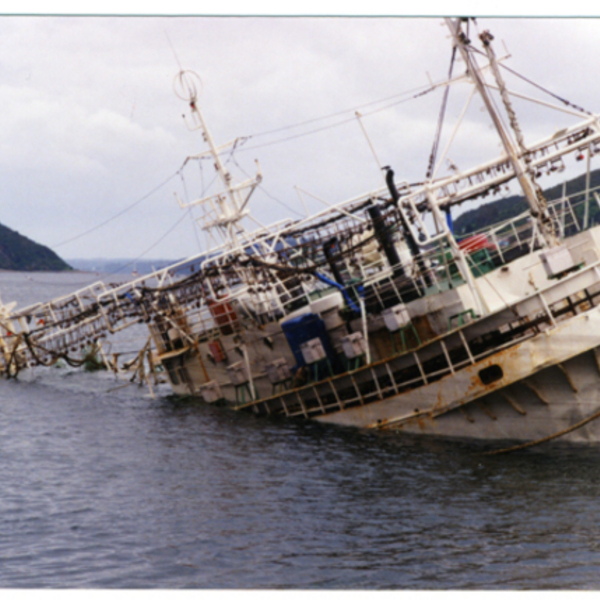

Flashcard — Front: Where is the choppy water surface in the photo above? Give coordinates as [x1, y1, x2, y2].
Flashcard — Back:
[2, 271, 600, 589]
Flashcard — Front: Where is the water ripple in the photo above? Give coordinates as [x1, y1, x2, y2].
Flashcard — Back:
[3, 272, 600, 588]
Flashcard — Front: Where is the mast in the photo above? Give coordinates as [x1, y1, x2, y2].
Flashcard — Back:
[173, 70, 262, 250]
[445, 18, 558, 247]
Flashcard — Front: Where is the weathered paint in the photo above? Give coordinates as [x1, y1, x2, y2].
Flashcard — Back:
[314, 306, 600, 437]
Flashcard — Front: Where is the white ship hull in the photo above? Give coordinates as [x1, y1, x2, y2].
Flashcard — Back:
[318, 314, 600, 445]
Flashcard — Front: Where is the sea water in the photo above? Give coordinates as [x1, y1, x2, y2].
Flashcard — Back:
[2, 270, 600, 589]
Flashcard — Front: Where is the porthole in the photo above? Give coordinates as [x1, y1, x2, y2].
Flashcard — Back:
[479, 364, 503, 385]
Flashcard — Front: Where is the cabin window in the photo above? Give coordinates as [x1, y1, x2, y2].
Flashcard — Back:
[478, 364, 503, 385]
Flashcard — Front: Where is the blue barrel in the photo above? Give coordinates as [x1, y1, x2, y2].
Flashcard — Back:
[281, 313, 338, 370]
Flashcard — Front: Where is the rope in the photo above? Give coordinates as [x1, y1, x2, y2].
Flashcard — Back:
[4, 332, 24, 378]
[1, 329, 92, 380]
[483, 406, 600, 455]
[244, 254, 317, 276]
[2, 191, 418, 378]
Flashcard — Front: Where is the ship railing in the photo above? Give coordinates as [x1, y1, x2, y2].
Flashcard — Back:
[236, 257, 600, 421]
[9, 280, 113, 330]
[17, 181, 585, 360]
[148, 278, 282, 350]
[251, 113, 598, 246]
[460, 182, 600, 244]
[192, 155, 600, 318]
[5, 131, 600, 374]
[350, 224, 599, 354]
[0, 280, 120, 367]
[355, 235, 482, 313]
[27, 313, 107, 355]
[457, 186, 600, 278]
[236, 318, 530, 420]
[0, 309, 110, 372]
[0, 265, 207, 371]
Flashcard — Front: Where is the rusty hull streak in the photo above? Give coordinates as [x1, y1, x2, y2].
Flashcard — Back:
[502, 392, 527, 415]
[363, 309, 600, 431]
[415, 416, 429, 431]
[425, 345, 521, 417]
[557, 363, 579, 393]
[376, 410, 434, 430]
[428, 344, 523, 414]
[440, 322, 591, 417]
[235, 294, 543, 417]
[431, 340, 553, 421]
[381, 344, 522, 430]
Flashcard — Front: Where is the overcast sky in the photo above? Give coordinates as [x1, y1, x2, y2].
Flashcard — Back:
[2, 11, 600, 262]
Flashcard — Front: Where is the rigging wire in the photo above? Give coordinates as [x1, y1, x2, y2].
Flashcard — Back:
[239, 114, 360, 152]
[107, 150, 244, 275]
[46, 69, 457, 268]
[50, 140, 233, 255]
[426, 44, 457, 180]
[47, 34, 590, 261]
[108, 211, 190, 274]
[51, 171, 180, 249]
[497, 60, 593, 116]
[236, 85, 439, 154]
[164, 29, 184, 72]
[243, 81, 438, 140]
[49, 79, 443, 254]
[180, 170, 203, 252]
[229, 154, 306, 219]
[258, 185, 307, 219]
[467, 43, 593, 117]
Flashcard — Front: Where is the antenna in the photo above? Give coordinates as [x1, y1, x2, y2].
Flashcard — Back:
[164, 29, 184, 72]
[173, 69, 202, 104]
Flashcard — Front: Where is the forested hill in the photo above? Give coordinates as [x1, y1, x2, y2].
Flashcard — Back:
[452, 168, 600, 237]
[0, 223, 71, 271]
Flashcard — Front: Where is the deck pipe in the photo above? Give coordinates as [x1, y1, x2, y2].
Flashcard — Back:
[322, 238, 346, 287]
[384, 167, 421, 259]
[384, 166, 433, 288]
[366, 204, 405, 277]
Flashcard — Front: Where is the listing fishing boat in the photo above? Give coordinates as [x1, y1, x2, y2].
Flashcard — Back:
[3, 18, 600, 449]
